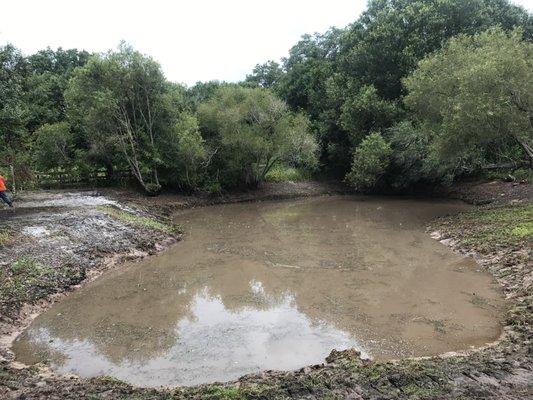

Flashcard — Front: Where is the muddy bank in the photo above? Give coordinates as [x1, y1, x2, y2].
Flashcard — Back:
[100, 181, 349, 217]
[0, 190, 180, 361]
[0, 181, 531, 399]
[443, 179, 533, 206]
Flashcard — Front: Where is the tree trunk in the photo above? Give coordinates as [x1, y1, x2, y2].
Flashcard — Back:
[10, 164, 16, 193]
[516, 137, 533, 168]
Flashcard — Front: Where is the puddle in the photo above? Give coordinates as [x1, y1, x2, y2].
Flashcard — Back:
[12, 196, 505, 387]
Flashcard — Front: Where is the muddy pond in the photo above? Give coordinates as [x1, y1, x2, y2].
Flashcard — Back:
[13, 196, 505, 387]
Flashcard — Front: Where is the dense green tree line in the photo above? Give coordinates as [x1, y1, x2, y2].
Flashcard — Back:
[247, 0, 532, 189]
[1, 0, 531, 193]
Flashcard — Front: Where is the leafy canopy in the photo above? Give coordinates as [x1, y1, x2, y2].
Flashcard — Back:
[198, 86, 318, 187]
[404, 28, 533, 167]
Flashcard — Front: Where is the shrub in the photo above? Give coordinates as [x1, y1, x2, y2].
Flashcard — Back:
[198, 86, 318, 188]
[345, 132, 391, 190]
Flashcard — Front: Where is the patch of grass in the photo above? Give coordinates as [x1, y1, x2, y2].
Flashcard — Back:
[202, 386, 247, 400]
[265, 165, 311, 183]
[402, 384, 442, 398]
[90, 375, 129, 386]
[0, 229, 10, 246]
[484, 168, 532, 183]
[0, 257, 84, 319]
[511, 221, 533, 238]
[99, 206, 178, 235]
[442, 204, 533, 252]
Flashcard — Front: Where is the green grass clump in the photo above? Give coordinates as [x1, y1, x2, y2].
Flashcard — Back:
[0, 229, 10, 246]
[265, 165, 311, 183]
[402, 384, 442, 398]
[485, 168, 532, 183]
[511, 221, 533, 238]
[99, 206, 178, 234]
[445, 204, 532, 252]
[202, 387, 246, 400]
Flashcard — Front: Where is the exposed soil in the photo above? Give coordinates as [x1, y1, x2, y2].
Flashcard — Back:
[0, 180, 531, 399]
[0, 190, 180, 360]
[100, 181, 349, 217]
[444, 179, 533, 206]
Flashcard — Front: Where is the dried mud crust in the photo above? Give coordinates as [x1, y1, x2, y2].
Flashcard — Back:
[0, 182, 532, 399]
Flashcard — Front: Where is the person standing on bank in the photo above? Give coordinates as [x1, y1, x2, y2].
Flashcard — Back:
[0, 174, 13, 207]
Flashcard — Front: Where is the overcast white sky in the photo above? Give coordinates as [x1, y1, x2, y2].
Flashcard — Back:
[1, 0, 531, 86]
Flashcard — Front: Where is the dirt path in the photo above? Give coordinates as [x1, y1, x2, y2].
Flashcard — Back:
[0, 181, 531, 399]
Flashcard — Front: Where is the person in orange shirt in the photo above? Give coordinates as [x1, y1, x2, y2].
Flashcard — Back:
[0, 175, 13, 207]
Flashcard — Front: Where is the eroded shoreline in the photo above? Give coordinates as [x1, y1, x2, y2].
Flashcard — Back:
[1, 181, 531, 399]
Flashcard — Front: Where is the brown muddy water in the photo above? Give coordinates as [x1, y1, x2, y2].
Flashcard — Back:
[12, 196, 505, 387]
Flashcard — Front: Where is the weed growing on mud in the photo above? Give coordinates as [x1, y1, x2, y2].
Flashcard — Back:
[0, 229, 10, 246]
[0, 257, 84, 319]
[202, 387, 246, 400]
[438, 204, 532, 252]
[98, 206, 179, 234]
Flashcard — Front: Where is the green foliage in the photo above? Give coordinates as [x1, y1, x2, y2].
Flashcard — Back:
[33, 122, 74, 170]
[345, 132, 391, 190]
[273, 0, 532, 179]
[1, 0, 531, 193]
[387, 121, 455, 188]
[202, 181, 222, 196]
[513, 168, 533, 182]
[198, 86, 318, 188]
[264, 164, 311, 183]
[339, 85, 399, 144]
[159, 113, 206, 189]
[25, 47, 90, 131]
[202, 386, 246, 400]
[511, 222, 533, 238]
[0, 45, 30, 177]
[65, 43, 194, 193]
[186, 80, 228, 110]
[404, 28, 533, 170]
[0, 45, 90, 187]
[0, 229, 11, 247]
[245, 60, 284, 89]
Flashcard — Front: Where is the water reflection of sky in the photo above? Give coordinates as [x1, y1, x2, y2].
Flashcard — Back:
[26, 282, 365, 387]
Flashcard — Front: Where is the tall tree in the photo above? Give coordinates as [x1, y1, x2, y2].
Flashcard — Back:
[276, 0, 532, 177]
[198, 86, 318, 188]
[0, 45, 30, 181]
[404, 28, 533, 167]
[66, 44, 182, 192]
[245, 60, 284, 89]
[25, 47, 90, 131]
